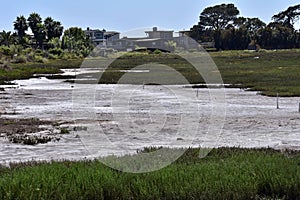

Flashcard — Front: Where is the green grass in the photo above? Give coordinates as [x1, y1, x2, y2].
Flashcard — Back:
[81, 50, 300, 96]
[211, 49, 300, 96]
[0, 148, 299, 200]
[1, 49, 300, 96]
[0, 59, 83, 84]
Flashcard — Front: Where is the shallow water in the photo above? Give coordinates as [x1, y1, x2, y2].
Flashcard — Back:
[0, 75, 299, 164]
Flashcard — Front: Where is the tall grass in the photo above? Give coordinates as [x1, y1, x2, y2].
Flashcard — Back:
[1, 49, 300, 96]
[0, 148, 299, 200]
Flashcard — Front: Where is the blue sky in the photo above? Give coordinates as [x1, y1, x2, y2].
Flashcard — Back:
[1, 0, 300, 33]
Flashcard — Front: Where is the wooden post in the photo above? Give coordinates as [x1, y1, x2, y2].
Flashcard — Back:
[142, 82, 145, 90]
[276, 93, 279, 109]
[298, 102, 300, 112]
[196, 88, 199, 98]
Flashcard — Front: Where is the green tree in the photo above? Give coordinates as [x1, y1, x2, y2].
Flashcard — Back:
[272, 4, 300, 29]
[62, 27, 93, 56]
[234, 17, 266, 40]
[44, 17, 63, 41]
[35, 23, 46, 49]
[28, 13, 42, 33]
[13, 15, 28, 46]
[48, 37, 62, 49]
[0, 31, 15, 47]
[28, 13, 43, 48]
[62, 35, 75, 52]
[63, 27, 86, 41]
[199, 4, 239, 50]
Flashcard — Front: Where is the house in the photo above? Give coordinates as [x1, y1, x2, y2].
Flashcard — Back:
[84, 28, 120, 47]
[105, 31, 120, 47]
[85, 28, 105, 46]
[90, 27, 203, 51]
[145, 27, 174, 40]
[109, 37, 135, 51]
[111, 27, 175, 51]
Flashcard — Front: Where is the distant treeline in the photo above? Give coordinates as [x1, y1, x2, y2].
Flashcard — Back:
[0, 3, 300, 57]
[0, 13, 93, 62]
[188, 4, 300, 50]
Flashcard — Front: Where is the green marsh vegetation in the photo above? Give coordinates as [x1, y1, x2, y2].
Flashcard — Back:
[211, 49, 300, 97]
[1, 49, 300, 96]
[0, 148, 299, 200]
[82, 49, 300, 96]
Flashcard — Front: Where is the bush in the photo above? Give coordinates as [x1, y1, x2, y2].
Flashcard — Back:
[26, 52, 35, 62]
[60, 51, 78, 60]
[12, 55, 27, 63]
[34, 49, 49, 58]
[47, 53, 59, 59]
[0, 46, 12, 56]
[22, 48, 34, 55]
[80, 47, 91, 57]
[34, 55, 48, 63]
[49, 48, 63, 56]
[60, 127, 70, 134]
[153, 49, 162, 54]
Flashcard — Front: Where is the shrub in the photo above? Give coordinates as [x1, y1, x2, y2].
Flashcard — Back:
[153, 49, 162, 54]
[34, 55, 48, 63]
[12, 55, 27, 63]
[60, 127, 70, 134]
[49, 48, 63, 56]
[22, 48, 34, 55]
[26, 52, 35, 62]
[47, 53, 59, 59]
[80, 47, 91, 57]
[60, 51, 78, 60]
[0, 46, 12, 56]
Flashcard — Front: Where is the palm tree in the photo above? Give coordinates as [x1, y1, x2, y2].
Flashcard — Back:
[35, 23, 46, 49]
[27, 13, 42, 32]
[13, 15, 28, 45]
[44, 17, 54, 40]
[0, 31, 15, 47]
[52, 21, 63, 39]
[28, 13, 42, 48]
[44, 17, 63, 41]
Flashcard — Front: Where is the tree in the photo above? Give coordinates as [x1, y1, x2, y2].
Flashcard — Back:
[28, 13, 42, 33]
[35, 23, 46, 49]
[62, 35, 75, 52]
[198, 4, 240, 50]
[48, 37, 62, 49]
[28, 13, 43, 48]
[0, 31, 15, 47]
[63, 27, 86, 41]
[272, 4, 300, 29]
[269, 4, 300, 49]
[44, 17, 63, 41]
[13, 15, 28, 45]
[62, 27, 92, 55]
[234, 17, 266, 40]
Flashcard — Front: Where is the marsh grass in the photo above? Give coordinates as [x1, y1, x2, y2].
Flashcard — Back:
[211, 49, 300, 96]
[0, 59, 83, 84]
[89, 50, 300, 96]
[1, 50, 300, 96]
[0, 148, 299, 200]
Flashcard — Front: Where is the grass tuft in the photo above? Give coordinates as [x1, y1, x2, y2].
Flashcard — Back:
[0, 147, 299, 200]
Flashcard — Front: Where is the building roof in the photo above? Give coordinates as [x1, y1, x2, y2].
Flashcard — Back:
[134, 38, 163, 42]
[104, 31, 120, 36]
[145, 27, 174, 33]
[85, 29, 104, 33]
[145, 30, 174, 33]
